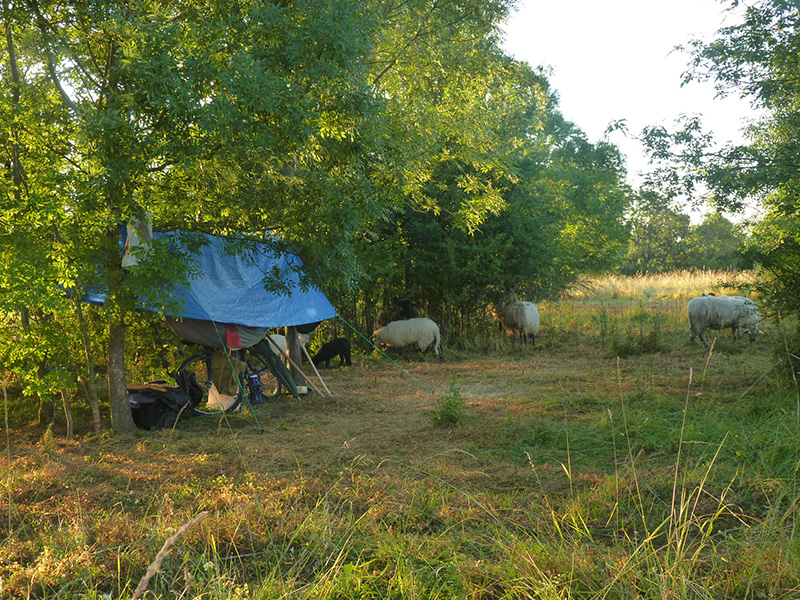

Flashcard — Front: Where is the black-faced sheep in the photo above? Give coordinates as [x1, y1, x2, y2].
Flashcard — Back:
[687, 294, 763, 347]
[311, 337, 352, 368]
[372, 317, 444, 360]
[495, 290, 540, 345]
[376, 299, 421, 327]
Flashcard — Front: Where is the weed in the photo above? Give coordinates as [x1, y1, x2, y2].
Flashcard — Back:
[430, 381, 467, 428]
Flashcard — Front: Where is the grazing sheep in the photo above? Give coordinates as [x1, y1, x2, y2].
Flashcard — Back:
[687, 294, 764, 348]
[376, 299, 421, 327]
[372, 317, 444, 360]
[266, 333, 308, 358]
[266, 334, 287, 357]
[495, 290, 540, 345]
[312, 337, 352, 368]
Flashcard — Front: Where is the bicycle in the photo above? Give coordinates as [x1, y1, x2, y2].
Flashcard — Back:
[174, 344, 283, 415]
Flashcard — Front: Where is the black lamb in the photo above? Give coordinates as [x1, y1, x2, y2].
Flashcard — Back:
[311, 337, 352, 368]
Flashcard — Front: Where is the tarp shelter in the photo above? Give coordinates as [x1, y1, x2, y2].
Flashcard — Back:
[84, 230, 337, 341]
[82, 228, 337, 417]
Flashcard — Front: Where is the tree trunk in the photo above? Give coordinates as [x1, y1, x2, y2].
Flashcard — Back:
[61, 389, 74, 440]
[108, 321, 136, 435]
[286, 326, 304, 390]
[75, 300, 102, 433]
[36, 358, 54, 426]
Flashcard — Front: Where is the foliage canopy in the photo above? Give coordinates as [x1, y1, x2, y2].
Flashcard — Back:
[637, 0, 800, 319]
[0, 0, 635, 431]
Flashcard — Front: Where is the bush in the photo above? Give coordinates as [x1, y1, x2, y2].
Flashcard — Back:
[430, 382, 467, 428]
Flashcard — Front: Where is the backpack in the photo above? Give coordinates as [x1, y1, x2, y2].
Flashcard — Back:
[129, 382, 195, 430]
[174, 369, 204, 408]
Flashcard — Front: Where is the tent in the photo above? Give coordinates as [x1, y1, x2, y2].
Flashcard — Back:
[149, 231, 336, 329]
[85, 229, 337, 400]
[85, 229, 337, 341]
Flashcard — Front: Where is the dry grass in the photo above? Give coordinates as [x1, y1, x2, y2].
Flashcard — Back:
[1, 271, 799, 599]
[565, 269, 761, 301]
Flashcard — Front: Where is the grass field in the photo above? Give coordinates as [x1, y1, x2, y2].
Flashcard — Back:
[2, 271, 799, 599]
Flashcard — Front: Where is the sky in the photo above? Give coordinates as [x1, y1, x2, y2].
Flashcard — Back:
[500, 0, 759, 188]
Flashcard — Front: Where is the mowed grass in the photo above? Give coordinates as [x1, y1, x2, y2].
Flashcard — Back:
[2, 270, 799, 599]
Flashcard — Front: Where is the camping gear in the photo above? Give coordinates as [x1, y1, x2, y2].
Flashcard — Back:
[250, 338, 300, 397]
[88, 228, 336, 389]
[247, 374, 264, 404]
[117, 230, 336, 328]
[84, 229, 336, 336]
[87, 230, 334, 424]
[165, 316, 268, 350]
[128, 382, 194, 430]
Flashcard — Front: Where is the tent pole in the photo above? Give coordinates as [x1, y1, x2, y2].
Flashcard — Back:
[266, 334, 325, 397]
[300, 344, 332, 397]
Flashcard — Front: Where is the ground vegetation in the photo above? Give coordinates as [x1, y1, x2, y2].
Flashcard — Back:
[1, 271, 797, 599]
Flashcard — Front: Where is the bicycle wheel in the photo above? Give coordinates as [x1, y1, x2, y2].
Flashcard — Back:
[246, 349, 282, 400]
[177, 353, 242, 415]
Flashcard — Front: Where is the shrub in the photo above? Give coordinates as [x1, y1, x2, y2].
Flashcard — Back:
[430, 382, 467, 428]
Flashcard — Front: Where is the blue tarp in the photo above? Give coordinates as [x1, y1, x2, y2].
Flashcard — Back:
[85, 231, 337, 328]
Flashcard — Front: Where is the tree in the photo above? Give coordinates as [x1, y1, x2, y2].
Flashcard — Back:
[365, 0, 518, 229]
[622, 190, 691, 274]
[354, 59, 630, 331]
[639, 0, 800, 316]
[2, 0, 385, 433]
[686, 212, 749, 271]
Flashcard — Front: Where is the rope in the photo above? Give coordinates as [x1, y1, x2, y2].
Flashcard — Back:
[336, 315, 434, 394]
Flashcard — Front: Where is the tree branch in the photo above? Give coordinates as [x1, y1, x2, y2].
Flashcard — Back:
[4, 13, 29, 198]
[26, 0, 82, 116]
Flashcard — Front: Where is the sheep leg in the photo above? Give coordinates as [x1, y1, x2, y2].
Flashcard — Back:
[698, 330, 711, 348]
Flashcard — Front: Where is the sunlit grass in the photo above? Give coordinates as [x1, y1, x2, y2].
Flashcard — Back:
[565, 269, 761, 301]
[2, 270, 799, 598]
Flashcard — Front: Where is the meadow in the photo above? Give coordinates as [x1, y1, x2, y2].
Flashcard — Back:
[2, 270, 799, 599]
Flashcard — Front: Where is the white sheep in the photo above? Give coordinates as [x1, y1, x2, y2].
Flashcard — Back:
[687, 294, 764, 348]
[496, 290, 540, 345]
[266, 334, 287, 357]
[265, 333, 308, 359]
[372, 317, 444, 360]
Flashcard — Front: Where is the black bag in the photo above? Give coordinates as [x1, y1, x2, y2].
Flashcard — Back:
[129, 383, 194, 430]
[174, 369, 204, 408]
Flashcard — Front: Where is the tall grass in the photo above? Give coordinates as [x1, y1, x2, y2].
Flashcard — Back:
[565, 269, 760, 302]
[2, 270, 799, 599]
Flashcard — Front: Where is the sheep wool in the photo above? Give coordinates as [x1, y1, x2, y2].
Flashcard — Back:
[372, 317, 444, 360]
[687, 294, 763, 347]
[498, 291, 540, 345]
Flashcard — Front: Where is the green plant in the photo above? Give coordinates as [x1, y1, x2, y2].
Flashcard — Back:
[430, 382, 467, 428]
